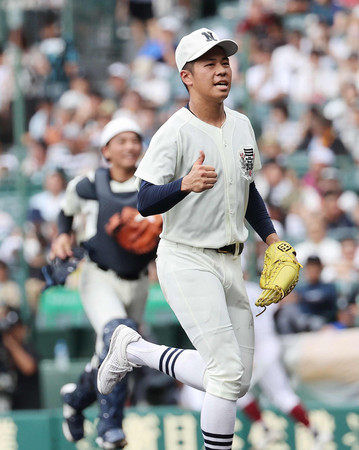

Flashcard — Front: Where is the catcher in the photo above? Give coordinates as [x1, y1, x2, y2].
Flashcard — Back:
[50, 117, 161, 449]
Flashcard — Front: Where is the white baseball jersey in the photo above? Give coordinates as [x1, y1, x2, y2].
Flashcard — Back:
[135, 106, 262, 248]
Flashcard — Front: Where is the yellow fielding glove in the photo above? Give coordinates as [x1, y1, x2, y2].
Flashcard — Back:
[256, 241, 302, 308]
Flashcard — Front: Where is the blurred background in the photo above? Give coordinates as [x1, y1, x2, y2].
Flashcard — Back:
[0, 0, 359, 449]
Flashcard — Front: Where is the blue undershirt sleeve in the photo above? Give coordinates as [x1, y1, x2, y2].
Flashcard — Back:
[245, 182, 276, 242]
[58, 210, 74, 235]
[137, 179, 189, 216]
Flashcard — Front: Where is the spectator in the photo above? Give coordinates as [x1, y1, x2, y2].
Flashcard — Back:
[117, 0, 157, 50]
[322, 236, 359, 295]
[296, 255, 338, 324]
[310, 111, 350, 156]
[321, 190, 356, 233]
[56, 74, 93, 127]
[0, 144, 19, 180]
[270, 29, 308, 99]
[327, 295, 358, 329]
[301, 144, 336, 202]
[299, 107, 350, 157]
[261, 100, 302, 154]
[295, 215, 342, 266]
[290, 49, 339, 105]
[23, 224, 48, 315]
[0, 306, 41, 410]
[316, 166, 342, 197]
[274, 291, 323, 334]
[275, 256, 337, 335]
[36, 11, 79, 101]
[328, 10, 350, 59]
[0, 260, 21, 310]
[309, 0, 344, 26]
[28, 169, 67, 224]
[0, 221, 22, 266]
[0, 44, 13, 144]
[27, 98, 54, 143]
[102, 62, 131, 104]
[45, 121, 98, 178]
[338, 52, 359, 90]
[4, 27, 49, 121]
[245, 41, 283, 104]
[328, 7, 359, 60]
[136, 15, 180, 69]
[131, 57, 171, 109]
[21, 138, 48, 185]
[339, 99, 359, 163]
[255, 159, 298, 212]
[236, 1, 285, 54]
[323, 81, 359, 135]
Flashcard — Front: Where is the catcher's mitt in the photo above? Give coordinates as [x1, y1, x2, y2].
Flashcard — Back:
[105, 206, 162, 255]
[256, 240, 302, 308]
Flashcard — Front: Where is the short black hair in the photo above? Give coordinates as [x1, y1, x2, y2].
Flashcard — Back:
[182, 61, 195, 73]
[0, 260, 8, 271]
[306, 255, 322, 266]
[42, 10, 59, 27]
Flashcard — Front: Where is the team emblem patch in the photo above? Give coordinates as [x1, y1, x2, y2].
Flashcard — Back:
[239, 146, 255, 181]
[201, 31, 218, 42]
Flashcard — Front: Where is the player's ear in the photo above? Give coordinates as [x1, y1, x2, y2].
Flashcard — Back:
[101, 145, 111, 162]
[180, 69, 193, 88]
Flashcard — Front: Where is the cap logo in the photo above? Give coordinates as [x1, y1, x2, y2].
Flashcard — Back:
[201, 31, 217, 42]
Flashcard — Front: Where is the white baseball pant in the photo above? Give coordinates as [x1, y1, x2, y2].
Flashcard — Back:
[156, 239, 255, 401]
[79, 259, 149, 358]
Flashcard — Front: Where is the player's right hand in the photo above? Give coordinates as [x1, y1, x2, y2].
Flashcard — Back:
[50, 233, 73, 260]
[181, 151, 217, 193]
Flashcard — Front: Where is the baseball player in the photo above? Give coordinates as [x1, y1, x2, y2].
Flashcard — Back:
[237, 279, 330, 448]
[177, 279, 330, 449]
[97, 28, 294, 450]
[51, 117, 157, 449]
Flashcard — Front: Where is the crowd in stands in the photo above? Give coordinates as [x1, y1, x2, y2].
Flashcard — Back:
[0, 0, 358, 409]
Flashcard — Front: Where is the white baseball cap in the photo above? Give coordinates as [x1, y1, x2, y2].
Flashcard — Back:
[108, 62, 130, 80]
[175, 28, 238, 72]
[100, 117, 142, 147]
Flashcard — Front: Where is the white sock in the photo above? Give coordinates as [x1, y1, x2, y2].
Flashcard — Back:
[127, 339, 205, 391]
[201, 393, 236, 450]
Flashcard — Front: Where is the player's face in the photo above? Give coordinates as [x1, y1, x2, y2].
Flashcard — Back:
[186, 46, 232, 101]
[103, 131, 142, 169]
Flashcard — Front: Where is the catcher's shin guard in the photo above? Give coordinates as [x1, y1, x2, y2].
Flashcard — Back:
[62, 363, 97, 411]
[61, 364, 97, 442]
[96, 378, 128, 441]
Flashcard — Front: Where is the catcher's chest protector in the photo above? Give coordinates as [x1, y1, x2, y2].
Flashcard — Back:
[76, 168, 154, 275]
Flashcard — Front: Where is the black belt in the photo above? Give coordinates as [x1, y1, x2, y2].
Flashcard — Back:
[96, 263, 143, 280]
[214, 243, 244, 255]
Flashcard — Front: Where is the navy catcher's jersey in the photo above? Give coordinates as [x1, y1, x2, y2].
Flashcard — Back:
[64, 168, 155, 277]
